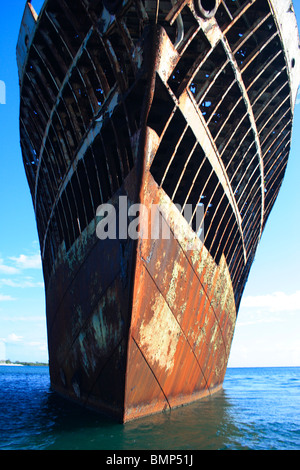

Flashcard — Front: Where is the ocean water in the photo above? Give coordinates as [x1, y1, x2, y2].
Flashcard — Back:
[0, 366, 299, 451]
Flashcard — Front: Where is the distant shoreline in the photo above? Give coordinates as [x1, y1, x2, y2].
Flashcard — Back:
[0, 363, 24, 367]
[0, 361, 49, 367]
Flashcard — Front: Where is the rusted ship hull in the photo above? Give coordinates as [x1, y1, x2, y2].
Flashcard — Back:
[46, 173, 236, 422]
[17, 0, 300, 422]
[46, 163, 236, 422]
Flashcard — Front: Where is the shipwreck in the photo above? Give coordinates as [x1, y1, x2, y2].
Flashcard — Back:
[17, 0, 300, 422]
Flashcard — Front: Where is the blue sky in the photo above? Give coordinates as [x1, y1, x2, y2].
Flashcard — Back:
[0, 1, 299, 366]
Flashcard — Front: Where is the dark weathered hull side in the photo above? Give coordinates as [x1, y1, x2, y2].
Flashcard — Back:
[46, 170, 139, 422]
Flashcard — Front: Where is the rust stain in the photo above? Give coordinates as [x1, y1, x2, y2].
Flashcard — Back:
[139, 293, 181, 373]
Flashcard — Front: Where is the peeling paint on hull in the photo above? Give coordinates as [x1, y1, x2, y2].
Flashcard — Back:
[17, 0, 300, 422]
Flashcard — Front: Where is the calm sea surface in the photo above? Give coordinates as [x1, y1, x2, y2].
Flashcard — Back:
[0, 366, 299, 451]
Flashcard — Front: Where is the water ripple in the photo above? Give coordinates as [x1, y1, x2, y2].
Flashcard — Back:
[0, 366, 299, 450]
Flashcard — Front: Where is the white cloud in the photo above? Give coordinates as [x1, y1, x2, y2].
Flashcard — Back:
[0, 258, 19, 275]
[0, 340, 6, 360]
[0, 253, 43, 303]
[6, 333, 23, 343]
[0, 278, 44, 289]
[28, 341, 47, 352]
[236, 315, 285, 328]
[0, 294, 15, 301]
[0, 335, 47, 356]
[9, 254, 42, 270]
[0, 80, 6, 105]
[0, 315, 45, 323]
[241, 290, 300, 312]
[0, 252, 42, 275]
